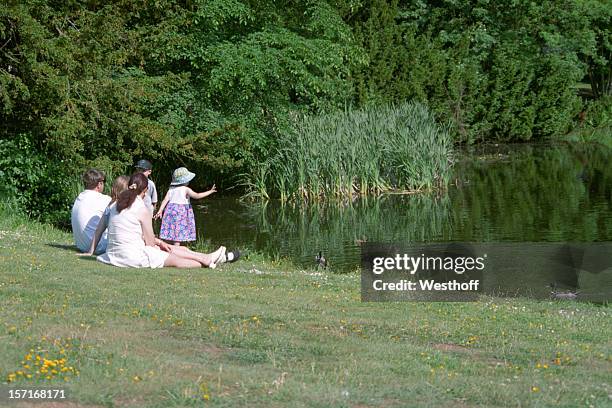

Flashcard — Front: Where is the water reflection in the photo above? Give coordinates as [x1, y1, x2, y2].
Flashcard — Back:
[448, 143, 612, 242]
[244, 194, 451, 268]
[197, 143, 612, 299]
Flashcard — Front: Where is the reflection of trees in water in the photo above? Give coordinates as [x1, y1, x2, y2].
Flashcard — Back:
[445, 144, 612, 300]
[449, 144, 612, 242]
[244, 144, 612, 274]
[247, 194, 451, 270]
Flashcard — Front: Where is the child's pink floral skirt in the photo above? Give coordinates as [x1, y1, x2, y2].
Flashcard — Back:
[160, 203, 196, 242]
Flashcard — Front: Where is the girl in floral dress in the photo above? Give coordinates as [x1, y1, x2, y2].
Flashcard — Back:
[155, 167, 216, 246]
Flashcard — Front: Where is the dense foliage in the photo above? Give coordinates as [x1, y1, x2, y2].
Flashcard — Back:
[1, 0, 610, 220]
[0, 0, 363, 220]
[350, 0, 611, 142]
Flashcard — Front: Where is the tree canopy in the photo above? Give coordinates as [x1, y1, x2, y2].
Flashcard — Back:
[1, 0, 610, 220]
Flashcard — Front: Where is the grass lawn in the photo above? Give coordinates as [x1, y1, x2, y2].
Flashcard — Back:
[0, 208, 610, 407]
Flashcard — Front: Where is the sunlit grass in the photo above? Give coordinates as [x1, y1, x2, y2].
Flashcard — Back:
[0, 204, 610, 407]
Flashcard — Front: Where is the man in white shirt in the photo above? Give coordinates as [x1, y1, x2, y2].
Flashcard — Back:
[71, 169, 112, 254]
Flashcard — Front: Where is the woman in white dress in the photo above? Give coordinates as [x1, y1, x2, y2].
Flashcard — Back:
[82, 173, 227, 268]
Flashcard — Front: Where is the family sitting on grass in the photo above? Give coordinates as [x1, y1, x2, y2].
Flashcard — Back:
[71, 160, 239, 269]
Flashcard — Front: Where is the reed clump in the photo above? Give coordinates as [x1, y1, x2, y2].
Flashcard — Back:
[244, 102, 453, 201]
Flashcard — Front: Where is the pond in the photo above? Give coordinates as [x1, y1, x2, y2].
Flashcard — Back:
[188, 143, 612, 301]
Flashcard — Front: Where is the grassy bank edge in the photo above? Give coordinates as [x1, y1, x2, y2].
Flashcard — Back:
[0, 202, 610, 408]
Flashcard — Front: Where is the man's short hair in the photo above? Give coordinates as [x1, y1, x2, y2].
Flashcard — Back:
[83, 169, 105, 190]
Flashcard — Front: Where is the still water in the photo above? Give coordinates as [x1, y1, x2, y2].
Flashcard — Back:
[192, 143, 612, 300]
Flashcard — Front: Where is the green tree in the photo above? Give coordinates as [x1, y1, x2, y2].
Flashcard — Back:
[579, 0, 612, 98]
[347, 0, 591, 142]
[0, 0, 364, 220]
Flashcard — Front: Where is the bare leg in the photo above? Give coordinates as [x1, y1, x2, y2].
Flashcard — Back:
[163, 253, 202, 268]
[169, 246, 225, 267]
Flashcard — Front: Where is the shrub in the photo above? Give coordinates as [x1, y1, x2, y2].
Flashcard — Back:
[584, 96, 612, 129]
[0, 135, 46, 212]
[0, 135, 87, 227]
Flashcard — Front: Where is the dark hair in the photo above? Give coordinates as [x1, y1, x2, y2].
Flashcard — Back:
[82, 169, 105, 190]
[116, 173, 148, 213]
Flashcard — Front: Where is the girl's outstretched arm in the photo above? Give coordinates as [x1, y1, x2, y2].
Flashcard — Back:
[154, 190, 171, 219]
[187, 184, 217, 200]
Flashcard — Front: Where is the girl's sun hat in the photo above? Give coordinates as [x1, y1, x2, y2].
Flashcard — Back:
[170, 167, 196, 186]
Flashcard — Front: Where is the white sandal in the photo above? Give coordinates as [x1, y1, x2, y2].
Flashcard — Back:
[209, 246, 226, 269]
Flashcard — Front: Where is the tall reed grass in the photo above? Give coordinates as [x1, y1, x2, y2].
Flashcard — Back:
[243, 102, 453, 201]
